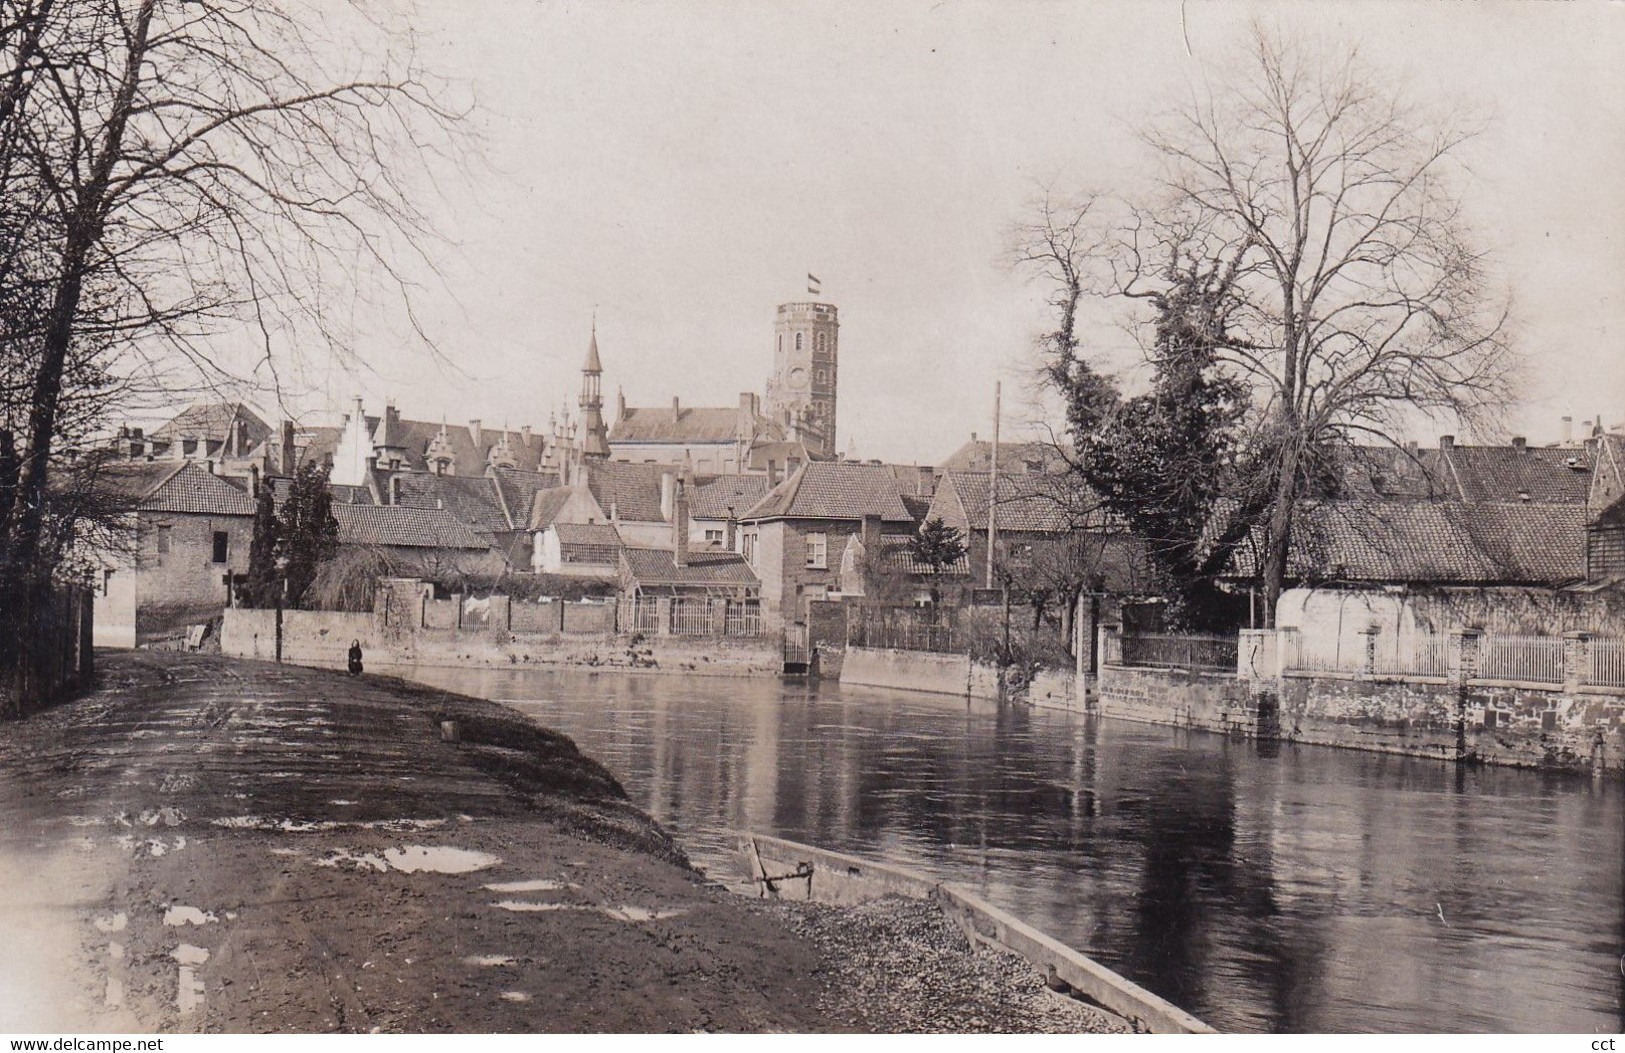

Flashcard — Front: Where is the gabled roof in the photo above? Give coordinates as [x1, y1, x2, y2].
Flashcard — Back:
[88, 460, 188, 508]
[332, 505, 492, 550]
[1333, 446, 1452, 500]
[931, 471, 1089, 533]
[140, 462, 256, 516]
[528, 486, 585, 530]
[610, 406, 785, 446]
[620, 547, 758, 587]
[391, 473, 511, 535]
[878, 539, 971, 576]
[689, 474, 770, 520]
[491, 467, 560, 526]
[152, 402, 272, 445]
[373, 417, 548, 475]
[938, 438, 1069, 475]
[582, 461, 667, 523]
[741, 461, 914, 522]
[1228, 501, 1586, 586]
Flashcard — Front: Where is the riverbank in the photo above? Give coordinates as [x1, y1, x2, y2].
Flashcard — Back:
[0, 652, 1122, 1034]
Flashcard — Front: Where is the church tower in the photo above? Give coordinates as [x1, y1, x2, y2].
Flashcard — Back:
[764, 301, 838, 458]
[578, 322, 611, 460]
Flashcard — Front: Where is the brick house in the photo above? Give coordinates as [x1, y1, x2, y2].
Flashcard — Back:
[91, 461, 257, 646]
[735, 461, 918, 629]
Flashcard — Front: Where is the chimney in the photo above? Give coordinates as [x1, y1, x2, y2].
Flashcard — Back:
[917, 466, 936, 497]
[388, 475, 401, 506]
[672, 477, 690, 568]
[861, 514, 882, 557]
[1512, 436, 1527, 450]
[248, 464, 260, 496]
[280, 420, 296, 477]
[521, 424, 532, 448]
[660, 471, 675, 521]
[1562, 415, 1573, 444]
[724, 507, 738, 551]
[671, 396, 681, 423]
[766, 460, 779, 487]
[609, 500, 619, 524]
[468, 420, 483, 449]
[205, 459, 215, 475]
[1439, 435, 1454, 450]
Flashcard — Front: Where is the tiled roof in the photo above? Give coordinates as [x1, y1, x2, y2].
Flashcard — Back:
[332, 504, 492, 550]
[620, 547, 758, 587]
[140, 463, 256, 515]
[328, 483, 374, 506]
[492, 467, 560, 526]
[689, 475, 770, 520]
[88, 461, 186, 508]
[879, 539, 971, 576]
[377, 417, 548, 475]
[1444, 445, 1593, 504]
[742, 462, 915, 522]
[391, 473, 511, 534]
[611, 406, 783, 445]
[552, 522, 625, 565]
[583, 461, 667, 523]
[934, 472, 1089, 533]
[528, 486, 580, 530]
[1333, 446, 1452, 500]
[1228, 501, 1586, 585]
[938, 438, 1070, 474]
[152, 401, 271, 445]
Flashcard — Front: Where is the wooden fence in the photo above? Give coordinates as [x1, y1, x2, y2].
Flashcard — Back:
[2, 585, 95, 719]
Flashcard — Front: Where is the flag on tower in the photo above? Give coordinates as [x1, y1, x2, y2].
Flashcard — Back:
[806, 273, 822, 295]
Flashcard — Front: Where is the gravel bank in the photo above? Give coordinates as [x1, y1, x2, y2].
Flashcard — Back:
[763, 895, 1131, 1033]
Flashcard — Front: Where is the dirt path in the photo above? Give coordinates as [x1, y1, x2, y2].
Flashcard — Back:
[0, 652, 840, 1033]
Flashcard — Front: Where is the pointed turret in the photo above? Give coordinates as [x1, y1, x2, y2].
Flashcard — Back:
[578, 320, 611, 460]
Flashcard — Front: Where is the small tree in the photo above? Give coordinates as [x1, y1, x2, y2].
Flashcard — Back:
[909, 517, 967, 607]
[239, 484, 281, 609]
[280, 462, 339, 609]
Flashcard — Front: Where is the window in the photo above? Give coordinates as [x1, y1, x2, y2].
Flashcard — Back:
[777, 334, 783, 353]
[805, 532, 827, 569]
[156, 525, 171, 556]
[704, 529, 724, 545]
[794, 332, 803, 351]
[815, 332, 825, 351]
[817, 369, 827, 384]
[211, 531, 229, 564]
[1011, 543, 1034, 567]
[102, 569, 114, 597]
[741, 532, 757, 567]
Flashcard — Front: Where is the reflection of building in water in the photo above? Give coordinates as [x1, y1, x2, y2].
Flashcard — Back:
[741, 692, 779, 834]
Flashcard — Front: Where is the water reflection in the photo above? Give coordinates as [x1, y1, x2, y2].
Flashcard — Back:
[402, 665, 1624, 1033]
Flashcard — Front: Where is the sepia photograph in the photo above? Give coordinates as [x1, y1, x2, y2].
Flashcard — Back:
[0, 0, 1622, 1038]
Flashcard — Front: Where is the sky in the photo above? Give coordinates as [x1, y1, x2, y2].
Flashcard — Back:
[252, 0, 1625, 464]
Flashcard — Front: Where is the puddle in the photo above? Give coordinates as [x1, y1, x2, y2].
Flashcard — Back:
[483, 879, 571, 893]
[383, 846, 500, 874]
[499, 991, 531, 1003]
[314, 850, 389, 872]
[213, 816, 446, 833]
[170, 944, 209, 1014]
[139, 807, 185, 827]
[66, 816, 102, 827]
[329, 800, 358, 806]
[464, 955, 516, 967]
[105, 978, 123, 1009]
[493, 901, 584, 913]
[602, 906, 687, 922]
[93, 913, 128, 934]
[163, 906, 216, 927]
[108, 942, 124, 960]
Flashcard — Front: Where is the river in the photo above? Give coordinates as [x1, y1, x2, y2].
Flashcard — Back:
[401, 664, 1625, 1033]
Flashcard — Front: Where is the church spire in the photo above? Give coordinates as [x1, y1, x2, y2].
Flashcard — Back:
[578, 319, 610, 460]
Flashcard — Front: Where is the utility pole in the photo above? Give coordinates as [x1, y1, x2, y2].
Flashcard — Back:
[986, 381, 1000, 589]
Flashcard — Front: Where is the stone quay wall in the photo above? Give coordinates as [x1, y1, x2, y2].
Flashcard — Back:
[1096, 625, 1625, 777]
[221, 607, 780, 678]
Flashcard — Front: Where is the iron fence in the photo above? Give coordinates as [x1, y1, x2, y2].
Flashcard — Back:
[724, 601, 765, 637]
[1585, 639, 1625, 688]
[847, 607, 959, 654]
[1372, 635, 1450, 678]
[1119, 633, 1238, 673]
[1478, 634, 1564, 684]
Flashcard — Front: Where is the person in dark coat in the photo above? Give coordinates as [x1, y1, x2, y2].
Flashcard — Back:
[347, 640, 364, 677]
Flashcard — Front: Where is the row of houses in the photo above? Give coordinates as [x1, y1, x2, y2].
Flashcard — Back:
[85, 387, 1625, 649]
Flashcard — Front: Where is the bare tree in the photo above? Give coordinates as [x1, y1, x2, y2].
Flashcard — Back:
[0, 0, 463, 698]
[1027, 27, 1515, 627]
